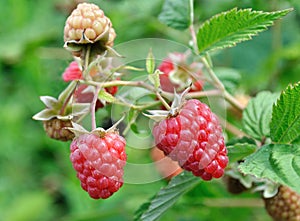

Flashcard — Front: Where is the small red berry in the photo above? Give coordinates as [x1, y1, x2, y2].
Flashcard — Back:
[70, 131, 126, 199]
[153, 99, 228, 180]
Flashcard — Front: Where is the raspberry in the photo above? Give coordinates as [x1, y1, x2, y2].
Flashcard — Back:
[153, 99, 228, 180]
[64, 3, 116, 45]
[62, 61, 83, 82]
[43, 118, 75, 141]
[70, 131, 126, 199]
[263, 185, 300, 221]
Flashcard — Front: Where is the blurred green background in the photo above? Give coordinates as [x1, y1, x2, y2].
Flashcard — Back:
[0, 0, 299, 220]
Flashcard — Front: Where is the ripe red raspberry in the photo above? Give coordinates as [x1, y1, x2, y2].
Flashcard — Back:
[62, 61, 83, 82]
[153, 99, 228, 181]
[43, 118, 75, 141]
[70, 131, 126, 199]
[263, 185, 300, 221]
[64, 3, 116, 45]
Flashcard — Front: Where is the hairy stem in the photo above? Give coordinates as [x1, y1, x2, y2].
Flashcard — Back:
[156, 91, 171, 110]
[82, 45, 92, 79]
[81, 79, 223, 101]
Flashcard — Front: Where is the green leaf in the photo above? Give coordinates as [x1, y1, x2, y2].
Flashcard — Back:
[226, 136, 256, 146]
[135, 171, 200, 221]
[197, 8, 292, 54]
[227, 143, 257, 163]
[242, 91, 279, 140]
[130, 123, 140, 134]
[270, 82, 300, 144]
[239, 144, 300, 193]
[98, 89, 116, 103]
[158, 0, 190, 30]
[146, 48, 155, 74]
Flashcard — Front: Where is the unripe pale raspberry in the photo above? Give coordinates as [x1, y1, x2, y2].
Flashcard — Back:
[263, 185, 300, 221]
[43, 118, 75, 141]
[153, 99, 228, 181]
[64, 3, 116, 45]
[70, 131, 126, 199]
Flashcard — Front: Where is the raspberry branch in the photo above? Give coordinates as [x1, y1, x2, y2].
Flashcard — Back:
[81, 80, 223, 104]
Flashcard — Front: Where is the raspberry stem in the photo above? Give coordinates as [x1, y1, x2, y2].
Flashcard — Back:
[82, 45, 91, 79]
[81, 80, 222, 101]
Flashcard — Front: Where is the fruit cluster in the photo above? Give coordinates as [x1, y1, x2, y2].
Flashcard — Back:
[33, 2, 228, 200]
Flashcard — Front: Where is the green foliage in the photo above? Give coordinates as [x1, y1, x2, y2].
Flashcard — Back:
[197, 8, 292, 54]
[135, 172, 200, 221]
[242, 91, 279, 140]
[158, 0, 190, 30]
[98, 89, 116, 103]
[270, 82, 300, 144]
[239, 144, 300, 193]
[2, 192, 52, 221]
[227, 143, 257, 163]
[148, 70, 162, 90]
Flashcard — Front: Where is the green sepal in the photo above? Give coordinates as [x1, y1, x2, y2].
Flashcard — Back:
[148, 70, 162, 90]
[146, 48, 155, 74]
[98, 89, 116, 104]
